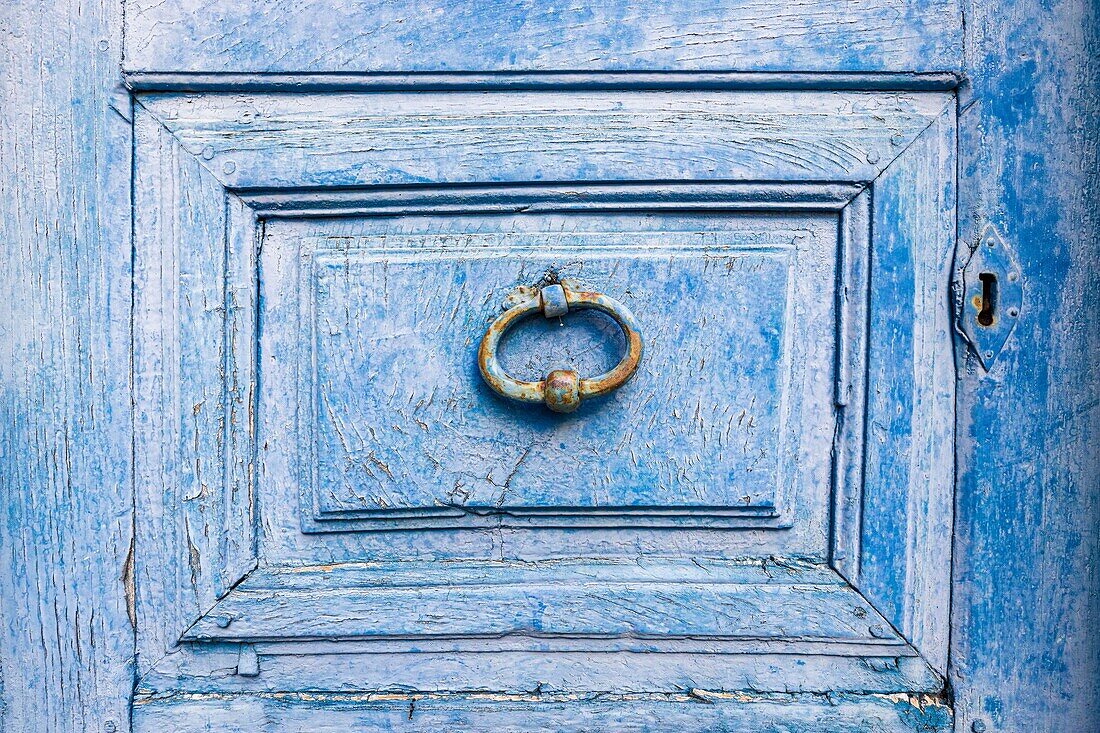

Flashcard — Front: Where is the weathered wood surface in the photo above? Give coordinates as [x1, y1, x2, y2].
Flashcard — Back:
[138, 90, 952, 188]
[130, 84, 956, 717]
[132, 693, 954, 733]
[949, 0, 1100, 731]
[179, 559, 907, 646]
[140, 651, 941, 698]
[2, 0, 1097, 730]
[132, 108, 258, 678]
[265, 212, 835, 525]
[0, 1, 134, 732]
[122, 0, 963, 75]
[857, 107, 957, 676]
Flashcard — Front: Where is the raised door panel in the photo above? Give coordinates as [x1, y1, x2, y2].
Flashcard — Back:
[131, 88, 956, 731]
[262, 208, 835, 530]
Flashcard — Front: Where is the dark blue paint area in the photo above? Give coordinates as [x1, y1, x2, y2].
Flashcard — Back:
[950, 0, 1100, 728]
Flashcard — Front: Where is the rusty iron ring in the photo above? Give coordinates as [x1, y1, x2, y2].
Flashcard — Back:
[478, 283, 644, 413]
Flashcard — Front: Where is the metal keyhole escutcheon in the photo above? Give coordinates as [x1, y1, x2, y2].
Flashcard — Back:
[478, 283, 644, 413]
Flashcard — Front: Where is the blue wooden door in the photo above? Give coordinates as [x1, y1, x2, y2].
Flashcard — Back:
[4, 1, 1097, 732]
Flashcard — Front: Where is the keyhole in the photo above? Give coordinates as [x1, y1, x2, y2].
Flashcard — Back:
[977, 272, 997, 326]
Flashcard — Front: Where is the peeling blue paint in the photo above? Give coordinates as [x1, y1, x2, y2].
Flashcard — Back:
[1, 0, 1096, 731]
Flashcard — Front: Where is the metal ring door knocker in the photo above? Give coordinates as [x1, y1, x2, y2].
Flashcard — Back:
[478, 282, 643, 413]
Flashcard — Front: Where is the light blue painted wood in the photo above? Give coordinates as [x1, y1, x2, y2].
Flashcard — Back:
[3, 0, 1096, 731]
[133, 693, 954, 732]
[0, 1, 134, 732]
[267, 211, 836, 528]
[129, 83, 957, 727]
[857, 106, 958, 675]
[122, 0, 963, 75]
[178, 559, 906, 645]
[132, 106, 258, 675]
[137, 90, 952, 188]
[138, 642, 943, 696]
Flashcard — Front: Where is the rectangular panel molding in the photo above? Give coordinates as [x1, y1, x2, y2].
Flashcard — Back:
[262, 199, 841, 531]
[131, 86, 956, 724]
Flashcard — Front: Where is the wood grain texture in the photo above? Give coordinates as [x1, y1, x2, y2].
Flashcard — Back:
[5, 0, 1095, 728]
[121, 0, 962, 75]
[830, 189, 874, 583]
[130, 85, 959, 710]
[137, 91, 953, 188]
[855, 106, 957, 676]
[949, 0, 1100, 730]
[124, 71, 964, 94]
[132, 692, 953, 733]
[0, 1, 133, 732]
[179, 559, 908, 648]
[261, 211, 837, 531]
[137, 645, 943, 696]
[132, 106, 257, 673]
